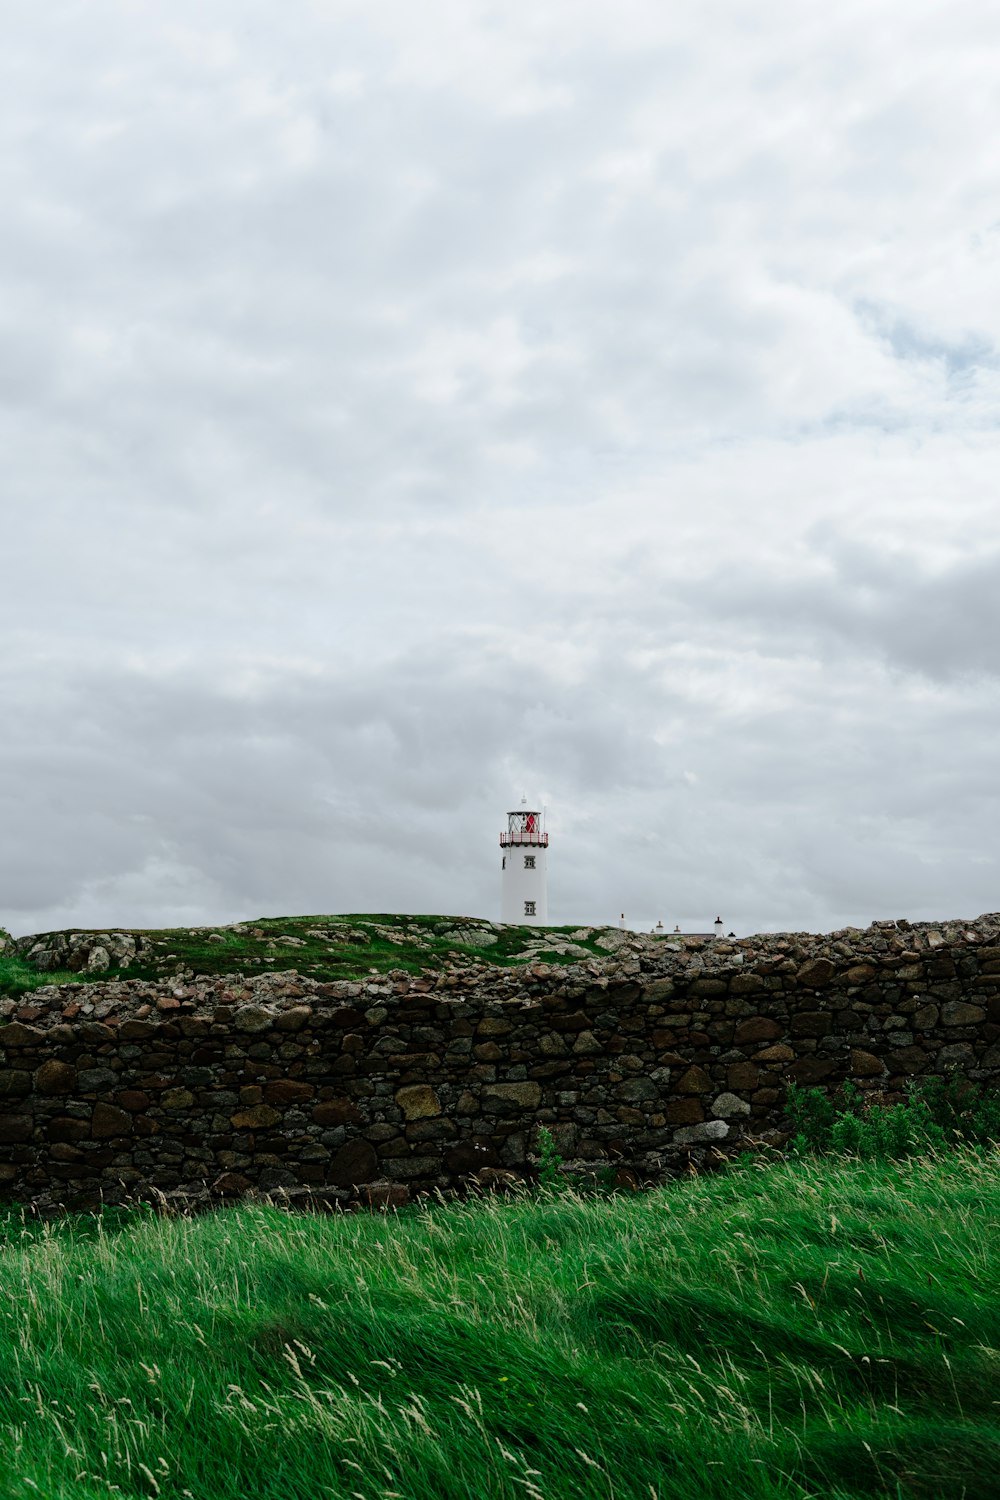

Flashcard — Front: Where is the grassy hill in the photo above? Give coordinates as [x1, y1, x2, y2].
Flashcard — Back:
[0, 913, 633, 998]
[1, 1151, 999, 1498]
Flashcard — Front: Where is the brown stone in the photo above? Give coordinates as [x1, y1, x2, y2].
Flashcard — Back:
[734, 1016, 782, 1045]
[727, 1062, 760, 1090]
[233, 1005, 275, 1033]
[274, 1006, 312, 1032]
[0, 1115, 32, 1142]
[941, 1001, 986, 1027]
[642, 979, 674, 1001]
[161, 1089, 195, 1110]
[231, 1105, 281, 1129]
[50, 1142, 85, 1162]
[376, 1135, 410, 1158]
[753, 1044, 794, 1063]
[796, 957, 836, 988]
[572, 1030, 603, 1055]
[92, 1103, 131, 1139]
[312, 1098, 364, 1127]
[786, 1057, 836, 1084]
[327, 1007, 365, 1029]
[477, 1017, 514, 1035]
[729, 972, 765, 995]
[845, 964, 877, 984]
[475, 1167, 522, 1192]
[0, 1071, 31, 1097]
[46, 1116, 88, 1142]
[483, 1082, 542, 1109]
[790, 1011, 833, 1037]
[688, 979, 728, 998]
[849, 1049, 886, 1078]
[34, 1060, 76, 1095]
[675, 1066, 713, 1094]
[445, 1139, 500, 1175]
[888, 1046, 929, 1075]
[359, 1181, 411, 1210]
[395, 1085, 442, 1120]
[549, 1011, 592, 1032]
[116, 1091, 151, 1113]
[330, 1139, 378, 1187]
[0, 1023, 44, 1048]
[118, 1021, 156, 1040]
[265, 1080, 315, 1106]
[211, 1172, 253, 1196]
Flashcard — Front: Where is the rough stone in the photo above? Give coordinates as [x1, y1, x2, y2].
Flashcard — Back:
[34, 1060, 77, 1095]
[92, 1103, 131, 1138]
[313, 1098, 364, 1127]
[444, 1140, 500, 1175]
[673, 1120, 729, 1144]
[395, 1085, 442, 1120]
[483, 1082, 543, 1110]
[330, 1139, 378, 1187]
[675, 1066, 713, 1094]
[734, 1016, 782, 1045]
[231, 1105, 281, 1129]
[711, 1092, 751, 1118]
[233, 1006, 276, 1034]
[265, 1080, 315, 1106]
[941, 1002, 986, 1027]
[753, 1044, 795, 1063]
[796, 958, 836, 988]
[849, 1049, 886, 1077]
[572, 1030, 603, 1055]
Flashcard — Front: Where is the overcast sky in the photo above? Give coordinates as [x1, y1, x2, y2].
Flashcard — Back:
[3, 1, 999, 939]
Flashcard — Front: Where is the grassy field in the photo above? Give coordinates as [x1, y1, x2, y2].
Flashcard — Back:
[0, 914, 624, 997]
[1, 1153, 999, 1499]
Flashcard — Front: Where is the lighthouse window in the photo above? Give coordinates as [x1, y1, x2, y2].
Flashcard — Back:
[524, 855, 535, 869]
[524, 900, 536, 916]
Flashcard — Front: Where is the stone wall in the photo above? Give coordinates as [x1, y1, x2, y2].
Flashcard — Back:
[2, 913, 1000, 1211]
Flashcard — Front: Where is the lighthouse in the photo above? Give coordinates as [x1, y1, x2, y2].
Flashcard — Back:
[500, 796, 549, 925]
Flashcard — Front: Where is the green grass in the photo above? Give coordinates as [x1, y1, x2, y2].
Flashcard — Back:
[0, 955, 81, 997]
[2, 1153, 1000, 1498]
[1, 914, 624, 996]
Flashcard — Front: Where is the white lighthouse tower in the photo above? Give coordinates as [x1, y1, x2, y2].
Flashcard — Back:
[500, 796, 549, 925]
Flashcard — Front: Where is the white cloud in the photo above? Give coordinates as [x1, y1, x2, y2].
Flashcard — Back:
[3, 0, 1000, 938]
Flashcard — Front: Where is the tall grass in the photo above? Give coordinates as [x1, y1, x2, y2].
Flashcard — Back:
[1, 1154, 999, 1498]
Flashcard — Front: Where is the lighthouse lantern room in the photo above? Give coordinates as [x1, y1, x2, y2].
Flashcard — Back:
[500, 797, 549, 925]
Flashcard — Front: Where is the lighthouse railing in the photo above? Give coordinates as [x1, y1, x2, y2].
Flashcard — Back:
[499, 831, 549, 848]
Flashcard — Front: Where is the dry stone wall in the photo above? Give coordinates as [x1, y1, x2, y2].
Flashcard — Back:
[3, 913, 1000, 1211]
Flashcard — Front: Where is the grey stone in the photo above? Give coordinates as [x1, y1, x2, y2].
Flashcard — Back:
[77, 1068, 118, 1092]
[711, 1092, 751, 1118]
[673, 1120, 730, 1144]
[233, 1005, 276, 1033]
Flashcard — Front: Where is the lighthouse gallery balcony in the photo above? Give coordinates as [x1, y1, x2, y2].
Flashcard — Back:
[499, 830, 549, 847]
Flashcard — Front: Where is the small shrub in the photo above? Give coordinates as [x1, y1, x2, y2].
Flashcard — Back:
[786, 1081, 837, 1154]
[536, 1126, 566, 1192]
[785, 1074, 1000, 1161]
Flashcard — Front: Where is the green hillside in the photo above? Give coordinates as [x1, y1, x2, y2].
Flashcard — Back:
[0, 914, 631, 998]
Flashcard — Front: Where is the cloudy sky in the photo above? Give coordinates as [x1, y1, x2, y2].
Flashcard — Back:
[3, 0, 999, 939]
